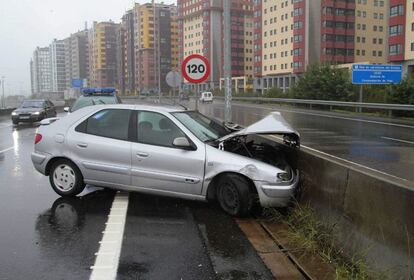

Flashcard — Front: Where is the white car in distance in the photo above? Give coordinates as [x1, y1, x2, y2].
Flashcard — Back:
[200, 92, 213, 103]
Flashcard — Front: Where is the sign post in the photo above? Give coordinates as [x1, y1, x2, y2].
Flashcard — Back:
[166, 71, 181, 104]
[181, 54, 210, 111]
[352, 64, 402, 112]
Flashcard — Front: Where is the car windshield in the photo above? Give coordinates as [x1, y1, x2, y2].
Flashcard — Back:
[70, 96, 116, 112]
[173, 111, 229, 143]
[21, 101, 43, 108]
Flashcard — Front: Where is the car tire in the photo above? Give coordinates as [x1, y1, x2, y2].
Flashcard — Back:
[49, 159, 85, 196]
[217, 174, 253, 217]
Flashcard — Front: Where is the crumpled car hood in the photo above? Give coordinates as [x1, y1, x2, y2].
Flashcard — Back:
[217, 112, 300, 146]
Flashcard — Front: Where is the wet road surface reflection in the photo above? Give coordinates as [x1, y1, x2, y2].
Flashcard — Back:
[118, 193, 273, 280]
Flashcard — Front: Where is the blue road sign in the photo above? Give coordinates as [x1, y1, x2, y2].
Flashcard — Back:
[71, 78, 83, 88]
[352, 64, 402, 85]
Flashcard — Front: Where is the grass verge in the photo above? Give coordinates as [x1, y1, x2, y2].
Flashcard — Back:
[263, 203, 413, 280]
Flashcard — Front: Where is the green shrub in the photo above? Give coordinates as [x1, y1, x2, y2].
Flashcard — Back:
[290, 63, 353, 101]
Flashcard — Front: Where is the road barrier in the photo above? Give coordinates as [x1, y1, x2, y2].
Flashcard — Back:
[297, 146, 414, 277]
[0, 108, 16, 116]
[215, 96, 414, 116]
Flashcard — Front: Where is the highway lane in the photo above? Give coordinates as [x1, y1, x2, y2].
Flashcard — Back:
[0, 116, 273, 279]
[195, 100, 414, 182]
[0, 119, 112, 279]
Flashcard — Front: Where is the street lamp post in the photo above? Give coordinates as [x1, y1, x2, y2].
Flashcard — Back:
[223, 0, 232, 123]
[1, 76, 5, 109]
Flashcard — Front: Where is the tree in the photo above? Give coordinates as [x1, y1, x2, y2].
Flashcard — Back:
[386, 76, 414, 105]
[291, 63, 353, 101]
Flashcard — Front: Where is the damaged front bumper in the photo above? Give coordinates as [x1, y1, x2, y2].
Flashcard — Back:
[254, 170, 300, 208]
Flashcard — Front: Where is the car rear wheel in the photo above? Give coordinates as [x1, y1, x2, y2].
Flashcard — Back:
[49, 159, 85, 196]
[217, 174, 253, 217]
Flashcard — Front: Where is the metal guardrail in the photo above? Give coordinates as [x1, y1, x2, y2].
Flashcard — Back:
[215, 96, 414, 112]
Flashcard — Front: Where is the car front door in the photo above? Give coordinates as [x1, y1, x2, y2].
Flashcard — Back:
[130, 110, 205, 195]
[66, 108, 132, 187]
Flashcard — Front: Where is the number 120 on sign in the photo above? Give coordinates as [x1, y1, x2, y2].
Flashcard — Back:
[181, 54, 210, 84]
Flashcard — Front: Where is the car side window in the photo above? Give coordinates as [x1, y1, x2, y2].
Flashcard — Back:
[81, 109, 131, 141]
[137, 111, 186, 147]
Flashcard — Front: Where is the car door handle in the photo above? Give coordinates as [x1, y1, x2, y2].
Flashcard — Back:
[77, 143, 88, 148]
[136, 152, 149, 158]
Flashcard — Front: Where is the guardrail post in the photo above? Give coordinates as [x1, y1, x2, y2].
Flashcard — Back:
[358, 85, 363, 113]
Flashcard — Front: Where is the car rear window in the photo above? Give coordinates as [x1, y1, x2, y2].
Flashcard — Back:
[77, 109, 131, 141]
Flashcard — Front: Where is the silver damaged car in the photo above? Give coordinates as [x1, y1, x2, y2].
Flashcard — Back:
[31, 104, 300, 216]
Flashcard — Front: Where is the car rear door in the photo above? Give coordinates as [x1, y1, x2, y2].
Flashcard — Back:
[66, 108, 132, 187]
[130, 110, 205, 195]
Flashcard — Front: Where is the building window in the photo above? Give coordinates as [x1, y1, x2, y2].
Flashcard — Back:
[390, 5, 404, 17]
[389, 25, 403, 36]
[389, 44, 402, 55]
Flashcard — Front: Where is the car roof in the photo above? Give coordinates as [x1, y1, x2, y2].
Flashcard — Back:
[24, 99, 46, 102]
[75, 103, 186, 113]
[78, 94, 116, 98]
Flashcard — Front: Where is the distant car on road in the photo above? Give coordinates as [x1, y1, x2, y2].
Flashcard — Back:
[200, 91, 213, 103]
[32, 104, 300, 216]
[65, 88, 121, 113]
[11, 99, 57, 125]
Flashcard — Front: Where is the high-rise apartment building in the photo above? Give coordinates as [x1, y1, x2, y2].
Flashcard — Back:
[403, 0, 414, 75]
[388, 0, 414, 75]
[30, 47, 52, 94]
[253, 0, 391, 92]
[64, 29, 89, 88]
[133, 3, 178, 94]
[117, 10, 135, 94]
[178, 0, 254, 91]
[50, 39, 67, 92]
[89, 21, 120, 88]
[354, 0, 388, 63]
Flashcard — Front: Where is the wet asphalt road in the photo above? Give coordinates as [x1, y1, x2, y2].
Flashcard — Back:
[0, 115, 273, 279]
[194, 100, 414, 182]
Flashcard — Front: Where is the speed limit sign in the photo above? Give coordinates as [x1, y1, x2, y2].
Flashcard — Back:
[181, 54, 210, 84]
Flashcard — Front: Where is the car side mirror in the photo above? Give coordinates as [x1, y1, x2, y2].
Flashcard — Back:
[173, 137, 195, 150]
[64, 107, 69, 112]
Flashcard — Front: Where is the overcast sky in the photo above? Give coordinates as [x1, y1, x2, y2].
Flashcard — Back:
[0, 0, 175, 96]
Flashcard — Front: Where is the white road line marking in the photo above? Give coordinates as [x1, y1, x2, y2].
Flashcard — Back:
[0, 146, 14, 154]
[381, 136, 414, 145]
[231, 102, 414, 129]
[90, 192, 129, 280]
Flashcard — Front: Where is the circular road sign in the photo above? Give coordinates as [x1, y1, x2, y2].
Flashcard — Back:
[181, 54, 210, 84]
[166, 71, 181, 88]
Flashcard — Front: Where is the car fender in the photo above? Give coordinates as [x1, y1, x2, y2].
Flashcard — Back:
[202, 144, 283, 197]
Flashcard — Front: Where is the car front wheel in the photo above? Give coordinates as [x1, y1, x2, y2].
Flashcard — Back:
[217, 174, 253, 217]
[49, 159, 85, 196]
